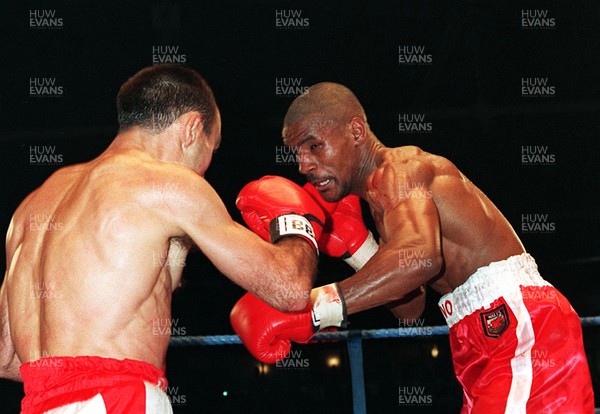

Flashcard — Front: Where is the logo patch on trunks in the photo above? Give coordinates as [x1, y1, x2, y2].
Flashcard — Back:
[480, 304, 509, 339]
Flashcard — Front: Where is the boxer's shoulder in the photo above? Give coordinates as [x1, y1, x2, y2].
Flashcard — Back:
[9, 163, 81, 234]
[379, 147, 464, 183]
[384, 146, 454, 170]
[370, 148, 434, 190]
[387, 145, 425, 158]
[108, 154, 222, 226]
[88, 150, 210, 199]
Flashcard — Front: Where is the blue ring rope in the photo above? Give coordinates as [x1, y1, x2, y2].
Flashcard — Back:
[169, 315, 600, 414]
[169, 315, 600, 347]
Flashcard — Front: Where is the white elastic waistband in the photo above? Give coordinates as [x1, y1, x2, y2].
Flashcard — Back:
[437, 253, 552, 328]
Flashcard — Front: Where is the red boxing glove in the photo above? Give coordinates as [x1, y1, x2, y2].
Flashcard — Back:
[230, 293, 312, 363]
[304, 183, 378, 270]
[236, 176, 326, 253]
[302, 182, 339, 216]
[230, 284, 346, 363]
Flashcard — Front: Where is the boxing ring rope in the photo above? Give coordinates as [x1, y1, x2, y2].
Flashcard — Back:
[170, 316, 600, 414]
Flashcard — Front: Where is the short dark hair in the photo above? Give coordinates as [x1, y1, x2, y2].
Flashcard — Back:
[117, 65, 218, 134]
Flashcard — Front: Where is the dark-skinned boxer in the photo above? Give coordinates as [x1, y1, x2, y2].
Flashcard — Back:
[230, 82, 594, 413]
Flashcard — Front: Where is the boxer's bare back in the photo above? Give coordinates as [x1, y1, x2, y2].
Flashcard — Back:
[3, 119, 315, 378]
[6, 149, 197, 371]
[284, 106, 526, 316]
[363, 146, 525, 291]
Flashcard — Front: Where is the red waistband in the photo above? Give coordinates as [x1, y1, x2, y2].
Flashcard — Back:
[20, 356, 167, 413]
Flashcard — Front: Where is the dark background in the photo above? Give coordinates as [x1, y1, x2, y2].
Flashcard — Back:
[1, 1, 599, 413]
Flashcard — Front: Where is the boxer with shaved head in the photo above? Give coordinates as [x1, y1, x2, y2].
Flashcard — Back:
[230, 82, 594, 413]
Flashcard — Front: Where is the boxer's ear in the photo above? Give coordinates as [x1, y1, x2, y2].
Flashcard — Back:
[181, 112, 203, 149]
[350, 117, 367, 145]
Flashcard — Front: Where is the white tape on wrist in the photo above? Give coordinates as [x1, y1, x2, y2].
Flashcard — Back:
[270, 214, 318, 252]
[344, 231, 379, 271]
[310, 283, 347, 331]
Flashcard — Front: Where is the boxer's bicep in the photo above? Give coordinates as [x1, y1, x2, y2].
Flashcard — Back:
[340, 198, 441, 314]
[386, 286, 427, 322]
[384, 190, 441, 258]
[167, 175, 263, 269]
[339, 162, 442, 314]
[166, 176, 314, 310]
[375, 159, 441, 259]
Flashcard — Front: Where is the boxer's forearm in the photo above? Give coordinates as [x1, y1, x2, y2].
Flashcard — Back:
[192, 218, 316, 312]
[259, 237, 317, 312]
[338, 245, 441, 315]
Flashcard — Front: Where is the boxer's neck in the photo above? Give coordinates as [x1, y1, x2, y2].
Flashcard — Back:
[352, 134, 385, 199]
[108, 127, 184, 165]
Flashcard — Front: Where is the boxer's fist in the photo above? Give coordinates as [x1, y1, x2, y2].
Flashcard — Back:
[231, 284, 347, 363]
[236, 176, 326, 252]
[304, 183, 378, 270]
[230, 293, 313, 363]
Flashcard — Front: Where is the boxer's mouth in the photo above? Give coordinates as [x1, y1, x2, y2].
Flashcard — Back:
[312, 178, 333, 190]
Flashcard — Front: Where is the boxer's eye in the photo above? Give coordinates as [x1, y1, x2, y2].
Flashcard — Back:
[310, 143, 321, 151]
